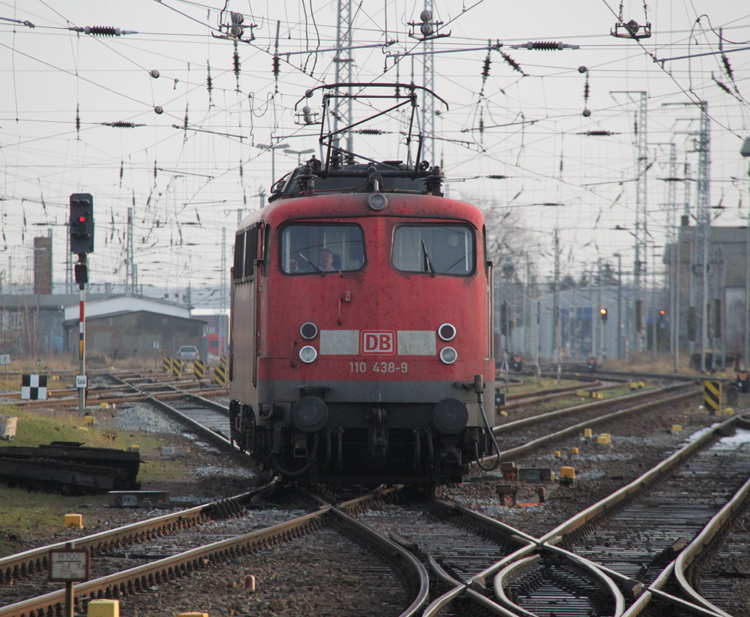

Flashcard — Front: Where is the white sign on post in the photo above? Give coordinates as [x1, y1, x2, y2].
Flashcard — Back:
[49, 549, 89, 582]
[75, 375, 87, 389]
[153, 340, 160, 349]
[0, 354, 9, 365]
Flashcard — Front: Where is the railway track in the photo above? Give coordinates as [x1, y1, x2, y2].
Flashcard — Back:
[488, 414, 750, 617]
[488, 382, 700, 464]
[103, 373, 237, 459]
[2, 371, 745, 616]
[0, 486, 430, 617]
[0, 371, 227, 410]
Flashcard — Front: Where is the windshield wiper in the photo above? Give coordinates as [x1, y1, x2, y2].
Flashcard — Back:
[421, 240, 436, 276]
[297, 252, 323, 273]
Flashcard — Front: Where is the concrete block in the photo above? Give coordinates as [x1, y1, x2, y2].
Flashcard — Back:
[108, 491, 170, 508]
[518, 468, 555, 482]
[87, 600, 119, 617]
[583, 428, 593, 438]
[64, 513, 83, 529]
[597, 433, 611, 444]
[158, 446, 191, 456]
[0, 416, 18, 440]
[559, 466, 575, 479]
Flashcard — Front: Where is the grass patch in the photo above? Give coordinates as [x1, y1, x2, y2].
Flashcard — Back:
[0, 407, 114, 449]
[0, 488, 109, 556]
[501, 378, 581, 395]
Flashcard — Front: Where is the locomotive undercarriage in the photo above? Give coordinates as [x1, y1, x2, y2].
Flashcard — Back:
[229, 399, 494, 486]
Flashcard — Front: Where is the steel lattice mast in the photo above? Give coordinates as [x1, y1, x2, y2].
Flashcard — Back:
[634, 91, 648, 353]
[422, 0, 435, 166]
[696, 101, 711, 372]
[333, 0, 353, 155]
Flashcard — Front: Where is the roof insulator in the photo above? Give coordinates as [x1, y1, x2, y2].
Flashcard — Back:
[101, 121, 145, 128]
[69, 26, 138, 36]
[577, 130, 619, 136]
[509, 41, 580, 50]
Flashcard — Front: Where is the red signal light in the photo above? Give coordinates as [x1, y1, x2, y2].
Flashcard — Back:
[78, 216, 86, 223]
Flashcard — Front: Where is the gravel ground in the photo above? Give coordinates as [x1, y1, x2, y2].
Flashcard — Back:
[113, 525, 410, 617]
[701, 503, 750, 616]
[441, 401, 727, 538]
[4, 392, 748, 617]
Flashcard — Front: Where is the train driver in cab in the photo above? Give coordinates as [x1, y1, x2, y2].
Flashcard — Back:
[319, 248, 335, 272]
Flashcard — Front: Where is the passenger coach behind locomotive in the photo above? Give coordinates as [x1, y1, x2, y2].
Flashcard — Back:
[228, 157, 496, 486]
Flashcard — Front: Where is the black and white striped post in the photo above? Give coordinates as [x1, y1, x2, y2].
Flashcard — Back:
[70, 193, 94, 415]
[78, 277, 86, 415]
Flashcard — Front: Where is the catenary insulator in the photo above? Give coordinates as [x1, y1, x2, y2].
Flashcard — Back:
[84, 26, 120, 36]
[526, 41, 562, 50]
[272, 55, 280, 78]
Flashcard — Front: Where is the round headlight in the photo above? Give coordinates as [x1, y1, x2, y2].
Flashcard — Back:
[438, 323, 456, 341]
[300, 322, 318, 340]
[368, 193, 388, 211]
[439, 346, 457, 365]
[299, 346, 318, 364]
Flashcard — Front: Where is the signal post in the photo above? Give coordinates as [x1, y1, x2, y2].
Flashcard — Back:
[70, 194, 94, 415]
[599, 308, 608, 360]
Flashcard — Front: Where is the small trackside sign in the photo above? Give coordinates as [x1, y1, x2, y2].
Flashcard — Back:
[361, 330, 395, 355]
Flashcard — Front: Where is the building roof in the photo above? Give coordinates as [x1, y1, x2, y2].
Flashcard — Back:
[62, 294, 192, 322]
[63, 309, 207, 327]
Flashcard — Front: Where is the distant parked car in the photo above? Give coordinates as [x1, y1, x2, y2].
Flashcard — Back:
[175, 345, 199, 360]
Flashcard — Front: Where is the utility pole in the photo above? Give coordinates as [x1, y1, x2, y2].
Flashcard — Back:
[666, 102, 710, 371]
[126, 207, 135, 293]
[747, 204, 750, 370]
[614, 253, 622, 360]
[220, 227, 227, 356]
[652, 243, 657, 359]
[523, 259, 532, 357]
[553, 228, 561, 382]
[536, 300, 541, 385]
[612, 92, 648, 353]
[597, 259, 603, 361]
[684, 161, 694, 359]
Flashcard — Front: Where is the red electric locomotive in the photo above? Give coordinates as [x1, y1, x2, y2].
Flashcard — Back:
[228, 84, 497, 486]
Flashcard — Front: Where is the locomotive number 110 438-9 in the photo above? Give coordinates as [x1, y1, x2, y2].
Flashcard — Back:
[350, 361, 408, 373]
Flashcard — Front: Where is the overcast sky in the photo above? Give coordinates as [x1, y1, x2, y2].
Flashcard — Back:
[1, 0, 749, 306]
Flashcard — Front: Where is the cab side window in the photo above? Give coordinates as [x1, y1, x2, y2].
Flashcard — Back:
[280, 224, 365, 274]
[392, 224, 475, 276]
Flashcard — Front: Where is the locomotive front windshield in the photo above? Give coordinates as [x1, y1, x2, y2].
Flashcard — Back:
[280, 223, 365, 274]
[392, 224, 474, 276]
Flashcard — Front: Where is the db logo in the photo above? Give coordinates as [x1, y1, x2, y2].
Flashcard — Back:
[361, 330, 395, 355]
